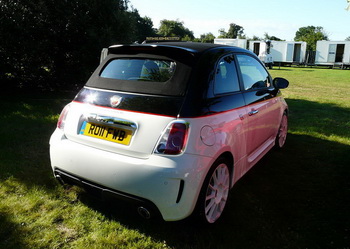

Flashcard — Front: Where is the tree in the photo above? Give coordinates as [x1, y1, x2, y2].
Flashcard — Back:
[0, 0, 141, 91]
[198, 33, 216, 43]
[294, 26, 328, 51]
[250, 35, 262, 41]
[157, 20, 194, 40]
[218, 23, 245, 39]
[130, 9, 157, 43]
[346, 36, 350, 41]
[218, 28, 227, 38]
[264, 33, 284, 41]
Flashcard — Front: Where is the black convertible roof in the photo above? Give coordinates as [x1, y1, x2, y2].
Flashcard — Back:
[89, 42, 254, 96]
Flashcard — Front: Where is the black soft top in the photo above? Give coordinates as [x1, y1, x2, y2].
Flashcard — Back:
[85, 42, 251, 96]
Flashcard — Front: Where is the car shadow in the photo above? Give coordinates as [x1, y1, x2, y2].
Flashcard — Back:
[286, 98, 350, 139]
[269, 68, 293, 71]
[0, 212, 27, 248]
[77, 132, 350, 249]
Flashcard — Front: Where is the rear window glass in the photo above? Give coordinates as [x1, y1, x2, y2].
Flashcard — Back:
[100, 59, 176, 82]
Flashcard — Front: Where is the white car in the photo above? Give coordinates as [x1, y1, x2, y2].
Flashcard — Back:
[50, 42, 289, 223]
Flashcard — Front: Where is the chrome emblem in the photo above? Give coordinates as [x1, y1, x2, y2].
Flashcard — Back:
[110, 95, 123, 108]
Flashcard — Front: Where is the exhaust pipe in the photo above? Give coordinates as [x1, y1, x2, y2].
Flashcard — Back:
[55, 174, 65, 185]
[137, 206, 151, 219]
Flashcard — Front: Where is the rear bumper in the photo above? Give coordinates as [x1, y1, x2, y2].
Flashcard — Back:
[54, 168, 162, 218]
[49, 129, 212, 221]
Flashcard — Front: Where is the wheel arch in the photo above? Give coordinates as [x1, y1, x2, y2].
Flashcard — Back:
[215, 151, 234, 188]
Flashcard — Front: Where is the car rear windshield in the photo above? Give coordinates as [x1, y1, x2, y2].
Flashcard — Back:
[86, 55, 192, 96]
[100, 59, 176, 82]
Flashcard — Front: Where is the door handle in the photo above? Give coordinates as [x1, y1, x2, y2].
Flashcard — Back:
[248, 110, 259, 116]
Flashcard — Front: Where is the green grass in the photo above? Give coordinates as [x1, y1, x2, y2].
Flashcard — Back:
[270, 67, 350, 145]
[1, 67, 350, 249]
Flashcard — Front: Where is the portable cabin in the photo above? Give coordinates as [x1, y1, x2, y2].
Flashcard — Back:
[315, 41, 350, 67]
[249, 41, 307, 66]
[248, 40, 273, 68]
[271, 41, 307, 65]
[214, 38, 247, 49]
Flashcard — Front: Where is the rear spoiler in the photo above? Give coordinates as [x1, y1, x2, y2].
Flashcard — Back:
[100, 38, 181, 63]
[99, 43, 196, 66]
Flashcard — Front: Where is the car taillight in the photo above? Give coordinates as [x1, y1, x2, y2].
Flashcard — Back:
[155, 122, 189, 155]
[57, 104, 70, 130]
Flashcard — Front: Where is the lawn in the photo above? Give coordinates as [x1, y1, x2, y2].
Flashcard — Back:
[0, 67, 349, 249]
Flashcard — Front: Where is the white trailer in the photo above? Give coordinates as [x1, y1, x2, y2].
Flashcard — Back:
[315, 40, 350, 68]
[214, 38, 247, 49]
[249, 41, 307, 66]
[271, 41, 307, 65]
[248, 40, 273, 68]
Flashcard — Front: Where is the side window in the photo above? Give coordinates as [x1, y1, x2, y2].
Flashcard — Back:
[236, 54, 271, 90]
[214, 56, 240, 95]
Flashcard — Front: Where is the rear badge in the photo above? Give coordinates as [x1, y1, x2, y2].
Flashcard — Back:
[110, 95, 123, 108]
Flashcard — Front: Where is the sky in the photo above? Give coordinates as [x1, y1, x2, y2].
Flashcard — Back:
[129, 0, 350, 41]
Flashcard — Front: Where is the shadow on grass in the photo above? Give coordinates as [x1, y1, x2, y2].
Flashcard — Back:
[0, 95, 73, 249]
[78, 133, 350, 249]
[300, 69, 316, 72]
[1, 95, 349, 249]
[0, 96, 69, 188]
[270, 68, 293, 71]
[0, 212, 26, 248]
[286, 98, 350, 140]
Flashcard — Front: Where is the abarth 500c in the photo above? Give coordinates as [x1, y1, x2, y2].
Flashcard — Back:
[49, 42, 289, 223]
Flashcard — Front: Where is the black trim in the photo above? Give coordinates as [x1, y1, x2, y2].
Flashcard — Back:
[54, 169, 161, 217]
[202, 93, 246, 116]
[74, 88, 183, 117]
[242, 90, 274, 106]
[176, 180, 185, 203]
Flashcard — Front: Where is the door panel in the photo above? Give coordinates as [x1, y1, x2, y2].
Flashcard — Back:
[328, 44, 337, 63]
[335, 44, 345, 63]
[293, 44, 301, 62]
[243, 91, 274, 156]
[236, 54, 279, 167]
[286, 43, 294, 62]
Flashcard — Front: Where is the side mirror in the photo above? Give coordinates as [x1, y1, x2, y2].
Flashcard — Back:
[273, 77, 289, 89]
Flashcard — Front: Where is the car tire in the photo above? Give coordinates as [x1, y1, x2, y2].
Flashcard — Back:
[196, 157, 231, 224]
[275, 112, 288, 149]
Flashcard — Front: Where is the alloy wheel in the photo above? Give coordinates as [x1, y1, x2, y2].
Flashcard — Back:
[204, 163, 230, 223]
